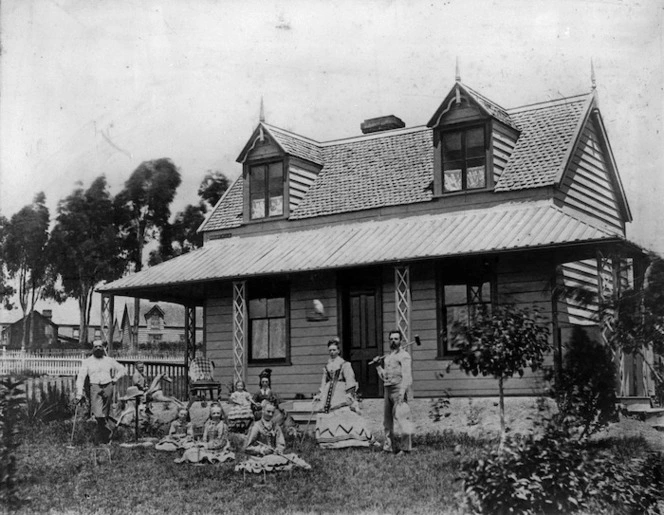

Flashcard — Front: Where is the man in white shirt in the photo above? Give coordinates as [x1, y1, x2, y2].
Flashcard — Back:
[376, 329, 413, 455]
[76, 340, 126, 444]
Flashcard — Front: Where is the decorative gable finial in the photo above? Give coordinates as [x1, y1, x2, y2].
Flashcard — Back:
[259, 96, 265, 123]
[590, 58, 596, 90]
[455, 57, 461, 83]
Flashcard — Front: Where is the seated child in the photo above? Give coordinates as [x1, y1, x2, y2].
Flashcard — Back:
[175, 404, 235, 464]
[155, 407, 195, 451]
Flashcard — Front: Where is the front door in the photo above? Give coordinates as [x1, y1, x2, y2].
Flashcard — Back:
[340, 269, 383, 398]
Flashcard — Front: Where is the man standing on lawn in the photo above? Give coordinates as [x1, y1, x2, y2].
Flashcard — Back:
[76, 340, 126, 444]
[376, 329, 413, 455]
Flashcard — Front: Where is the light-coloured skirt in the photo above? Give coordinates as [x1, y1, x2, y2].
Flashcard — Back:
[155, 434, 195, 452]
[234, 453, 311, 473]
[174, 444, 235, 464]
[315, 406, 372, 449]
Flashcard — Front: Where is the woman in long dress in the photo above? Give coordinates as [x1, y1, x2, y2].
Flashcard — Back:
[314, 337, 373, 449]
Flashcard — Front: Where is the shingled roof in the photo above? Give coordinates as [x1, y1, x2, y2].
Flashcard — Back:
[495, 94, 592, 191]
[459, 83, 516, 129]
[292, 127, 433, 219]
[200, 87, 600, 231]
[263, 123, 324, 165]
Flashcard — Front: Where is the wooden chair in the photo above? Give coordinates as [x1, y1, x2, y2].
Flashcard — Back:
[188, 357, 222, 406]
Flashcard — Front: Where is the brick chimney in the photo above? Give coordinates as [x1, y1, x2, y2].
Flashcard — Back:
[360, 115, 405, 134]
[42, 309, 52, 320]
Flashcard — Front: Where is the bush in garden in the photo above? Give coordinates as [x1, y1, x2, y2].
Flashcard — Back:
[1, 377, 27, 509]
[22, 383, 74, 425]
[461, 422, 591, 514]
[549, 326, 617, 438]
[460, 419, 664, 514]
[429, 391, 451, 422]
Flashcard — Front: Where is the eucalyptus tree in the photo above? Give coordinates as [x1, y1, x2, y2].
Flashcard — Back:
[3, 193, 51, 350]
[48, 176, 125, 344]
[149, 169, 229, 265]
[198, 169, 230, 207]
[114, 158, 181, 349]
[0, 215, 15, 310]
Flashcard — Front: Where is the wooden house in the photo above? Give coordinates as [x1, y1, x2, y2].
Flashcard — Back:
[2, 310, 59, 350]
[116, 302, 204, 349]
[100, 79, 649, 399]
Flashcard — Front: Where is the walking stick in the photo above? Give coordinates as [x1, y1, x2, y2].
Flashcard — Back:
[300, 398, 320, 444]
[67, 401, 80, 449]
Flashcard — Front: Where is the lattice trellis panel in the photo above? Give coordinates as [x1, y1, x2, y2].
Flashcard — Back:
[233, 281, 247, 384]
[100, 294, 114, 354]
[185, 306, 196, 364]
[395, 265, 412, 347]
[596, 251, 626, 396]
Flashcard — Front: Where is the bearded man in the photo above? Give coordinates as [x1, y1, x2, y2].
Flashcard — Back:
[376, 329, 413, 455]
[76, 340, 126, 444]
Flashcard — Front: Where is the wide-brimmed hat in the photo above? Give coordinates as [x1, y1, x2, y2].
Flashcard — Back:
[121, 386, 143, 401]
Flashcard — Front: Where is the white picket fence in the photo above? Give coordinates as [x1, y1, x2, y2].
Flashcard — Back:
[0, 350, 184, 377]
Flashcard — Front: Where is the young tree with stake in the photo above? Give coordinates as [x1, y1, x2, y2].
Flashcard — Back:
[450, 305, 551, 448]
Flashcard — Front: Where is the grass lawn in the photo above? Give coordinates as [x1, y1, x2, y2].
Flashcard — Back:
[10, 410, 661, 514]
[15, 421, 487, 515]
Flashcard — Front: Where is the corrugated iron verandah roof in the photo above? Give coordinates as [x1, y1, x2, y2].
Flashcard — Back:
[100, 203, 621, 294]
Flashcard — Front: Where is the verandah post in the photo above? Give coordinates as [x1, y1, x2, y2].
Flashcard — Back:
[100, 294, 115, 356]
[596, 250, 624, 396]
[233, 281, 247, 385]
[184, 305, 196, 396]
[394, 265, 412, 346]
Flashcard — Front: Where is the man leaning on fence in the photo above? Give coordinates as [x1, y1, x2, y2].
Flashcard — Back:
[76, 340, 126, 444]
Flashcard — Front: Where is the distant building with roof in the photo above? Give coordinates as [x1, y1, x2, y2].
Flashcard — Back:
[100, 77, 651, 400]
[1, 299, 202, 352]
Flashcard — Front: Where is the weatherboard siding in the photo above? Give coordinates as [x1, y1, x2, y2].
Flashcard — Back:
[204, 256, 559, 399]
[492, 122, 518, 182]
[557, 121, 624, 232]
[405, 257, 555, 397]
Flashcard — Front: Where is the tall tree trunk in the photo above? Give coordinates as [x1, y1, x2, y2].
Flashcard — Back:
[27, 286, 37, 350]
[20, 314, 28, 351]
[85, 288, 93, 344]
[78, 290, 88, 345]
[132, 226, 144, 351]
[498, 376, 506, 451]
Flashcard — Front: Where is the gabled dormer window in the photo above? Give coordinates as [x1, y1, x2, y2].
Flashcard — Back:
[249, 161, 284, 219]
[441, 126, 487, 192]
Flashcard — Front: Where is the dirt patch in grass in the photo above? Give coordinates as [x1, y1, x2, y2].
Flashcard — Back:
[358, 396, 553, 441]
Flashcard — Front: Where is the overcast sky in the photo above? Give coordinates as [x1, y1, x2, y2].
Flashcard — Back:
[1, 0, 662, 263]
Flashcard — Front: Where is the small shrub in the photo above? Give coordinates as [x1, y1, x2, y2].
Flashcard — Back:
[1, 377, 27, 509]
[461, 423, 591, 514]
[429, 391, 451, 422]
[550, 327, 617, 438]
[22, 383, 74, 425]
[461, 420, 664, 514]
[466, 398, 481, 427]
